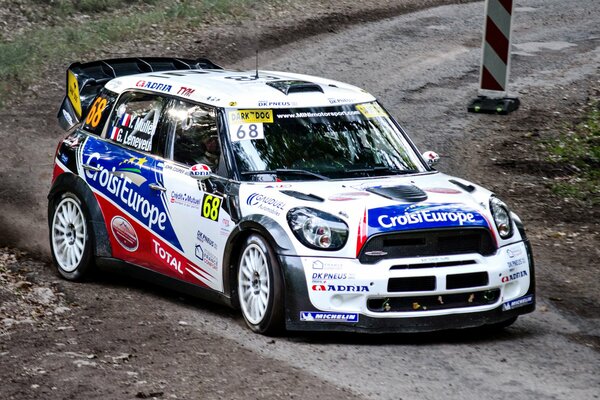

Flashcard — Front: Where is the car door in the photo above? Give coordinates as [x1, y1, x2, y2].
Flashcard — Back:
[158, 99, 232, 292]
[79, 90, 187, 278]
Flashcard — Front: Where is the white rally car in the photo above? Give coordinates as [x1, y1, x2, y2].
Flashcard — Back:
[50, 57, 535, 334]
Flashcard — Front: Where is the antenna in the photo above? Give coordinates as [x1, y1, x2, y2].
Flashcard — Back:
[255, 49, 259, 80]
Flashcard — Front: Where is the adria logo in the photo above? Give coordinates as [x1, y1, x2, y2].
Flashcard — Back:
[311, 284, 369, 292]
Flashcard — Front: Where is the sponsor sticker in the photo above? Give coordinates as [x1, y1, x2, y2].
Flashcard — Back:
[507, 257, 527, 269]
[110, 216, 138, 252]
[246, 193, 285, 216]
[152, 239, 184, 274]
[170, 191, 201, 209]
[177, 87, 195, 97]
[502, 294, 534, 311]
[367, 203, 488, 235]
[229, 110, 273, 124]
[356, 103, 387, 118]
[300, 312, 359, 323]
[135, 80, 172, 92]
[67, 70, 82, 117]
[501, 270, 528, 283]
[195, 244, 218, 270]
[311, 284, 369, 292]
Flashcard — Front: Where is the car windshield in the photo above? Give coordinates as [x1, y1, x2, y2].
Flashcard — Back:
[226, 102, 425, 181]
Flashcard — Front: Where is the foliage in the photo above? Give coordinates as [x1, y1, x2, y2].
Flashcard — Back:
[0, 0, 274, 106]
[547, 101, 600, 205]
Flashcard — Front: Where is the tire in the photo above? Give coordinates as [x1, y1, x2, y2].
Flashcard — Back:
[237, 234, 284, 334]
[49, 192, 95, 281]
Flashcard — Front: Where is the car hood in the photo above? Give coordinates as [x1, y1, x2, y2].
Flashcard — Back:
[239, 171, 495, 235]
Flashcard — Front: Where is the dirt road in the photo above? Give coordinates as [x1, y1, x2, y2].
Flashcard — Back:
[1, 0, 599, 399]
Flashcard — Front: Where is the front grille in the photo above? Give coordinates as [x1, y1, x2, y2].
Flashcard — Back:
[446, 272, 489, 289]
[359, 228, 495, 264]
[390, 260, 477, 270]
[388, 276, 436, 292]
[367, 288, 500, 312]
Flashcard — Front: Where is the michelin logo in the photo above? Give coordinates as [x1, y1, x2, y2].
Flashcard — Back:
[502, 294, 534, 311]
[300, 312, 359, 322]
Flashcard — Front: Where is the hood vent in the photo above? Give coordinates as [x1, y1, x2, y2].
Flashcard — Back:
[280, 190, 324, 202]
[266, 80, 324, 95]
[366, 185, 427, 202]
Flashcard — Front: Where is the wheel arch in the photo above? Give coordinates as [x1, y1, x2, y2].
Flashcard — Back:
[48, 172, 112, 257]
[222, 214, 296, 308]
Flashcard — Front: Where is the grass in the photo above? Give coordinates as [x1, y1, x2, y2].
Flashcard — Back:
[547, 100, 600, 205]
[0, 0, 282, 106]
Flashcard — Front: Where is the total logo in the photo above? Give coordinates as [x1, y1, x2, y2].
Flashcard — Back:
[152, 239, 183, 275]
[311, 284, 369, 292]
[501, 270, 528, 283]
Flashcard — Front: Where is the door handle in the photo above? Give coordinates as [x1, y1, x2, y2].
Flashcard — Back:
[82, 164, 101, 172]
[149, 183, 167, 192]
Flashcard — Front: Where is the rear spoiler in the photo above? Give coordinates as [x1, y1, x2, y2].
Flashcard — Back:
[57, 57, 223, 130]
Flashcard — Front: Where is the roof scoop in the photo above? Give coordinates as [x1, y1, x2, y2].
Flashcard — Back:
[366, 185, 428, 202]
[266, 80, 324, 95]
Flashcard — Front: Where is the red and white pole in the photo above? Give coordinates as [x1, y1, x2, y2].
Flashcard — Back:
[468, 0, 520, 114]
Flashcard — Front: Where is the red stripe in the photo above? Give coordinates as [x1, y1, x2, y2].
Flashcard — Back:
[498, 0, 513, 14]
[485, 16, 509, 64]
[481, 67, 504, 91]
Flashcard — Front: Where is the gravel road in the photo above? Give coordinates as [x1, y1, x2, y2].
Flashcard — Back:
[1, 0, 598, 399]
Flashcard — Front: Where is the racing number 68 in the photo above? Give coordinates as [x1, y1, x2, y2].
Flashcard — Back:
[236, 124, 260, 139]
[85, 97, 107, 128]
[202, 194, 221, 221]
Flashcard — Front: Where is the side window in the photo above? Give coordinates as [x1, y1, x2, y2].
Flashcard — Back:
[106, 91, 167, 154]
[81, 89, 117, 135]
[165, 100, 220, 170]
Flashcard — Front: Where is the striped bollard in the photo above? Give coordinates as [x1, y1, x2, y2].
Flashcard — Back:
[468, 0, 520, 114]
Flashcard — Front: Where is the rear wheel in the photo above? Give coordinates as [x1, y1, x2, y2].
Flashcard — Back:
[237, 234, 284, 334]
[50, 192, 95, 280]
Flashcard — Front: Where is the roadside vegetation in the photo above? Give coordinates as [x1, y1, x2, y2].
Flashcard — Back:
[0, 0, 286, 106]
[547, 99, 600, 205]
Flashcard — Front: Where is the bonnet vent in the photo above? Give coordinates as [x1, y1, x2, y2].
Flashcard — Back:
[366, 185, 428, 202]
[266, 80, 324, 95]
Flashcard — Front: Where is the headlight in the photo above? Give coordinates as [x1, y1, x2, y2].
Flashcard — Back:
[490, 196, 513, 239]
[287, 207, 349, 250]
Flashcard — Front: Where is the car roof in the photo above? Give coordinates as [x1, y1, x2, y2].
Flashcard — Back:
[103, 69, 376, 108]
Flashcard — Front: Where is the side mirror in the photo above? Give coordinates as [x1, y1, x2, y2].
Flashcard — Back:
[422, 151, 440, 167]
[189, 163, 212, 181]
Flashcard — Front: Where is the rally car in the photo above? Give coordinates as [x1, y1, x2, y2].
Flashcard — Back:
[49, 57, 535, 334]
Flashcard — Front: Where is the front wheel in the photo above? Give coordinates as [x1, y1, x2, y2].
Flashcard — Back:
[237, 234, 284, 334]
[50, 192, 95, 281]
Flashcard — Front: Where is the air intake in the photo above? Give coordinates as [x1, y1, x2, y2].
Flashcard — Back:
[266, 80, 324, 95]
[366, 185, 427, 202]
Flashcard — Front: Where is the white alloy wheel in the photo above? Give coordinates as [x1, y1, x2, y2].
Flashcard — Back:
[52, 196, 88, 273]
[238, 243, 271, 325]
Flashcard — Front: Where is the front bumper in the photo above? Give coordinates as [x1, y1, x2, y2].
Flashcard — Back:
[281, 240, 535, 333]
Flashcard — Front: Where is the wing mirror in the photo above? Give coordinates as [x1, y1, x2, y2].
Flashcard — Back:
[422, 151, 440, 167]
[189, 163, 212, 181]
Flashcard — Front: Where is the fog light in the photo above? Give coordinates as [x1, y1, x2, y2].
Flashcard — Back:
[483, 290, 496, 301]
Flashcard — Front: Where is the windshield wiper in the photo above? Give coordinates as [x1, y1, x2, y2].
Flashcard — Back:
[240, 169, 330, 181]
[346, 166, 418, 176]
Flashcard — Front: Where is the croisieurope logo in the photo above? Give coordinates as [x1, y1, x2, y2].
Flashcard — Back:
[368, 203, 488, 235]
[84, 152, 167, 230]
